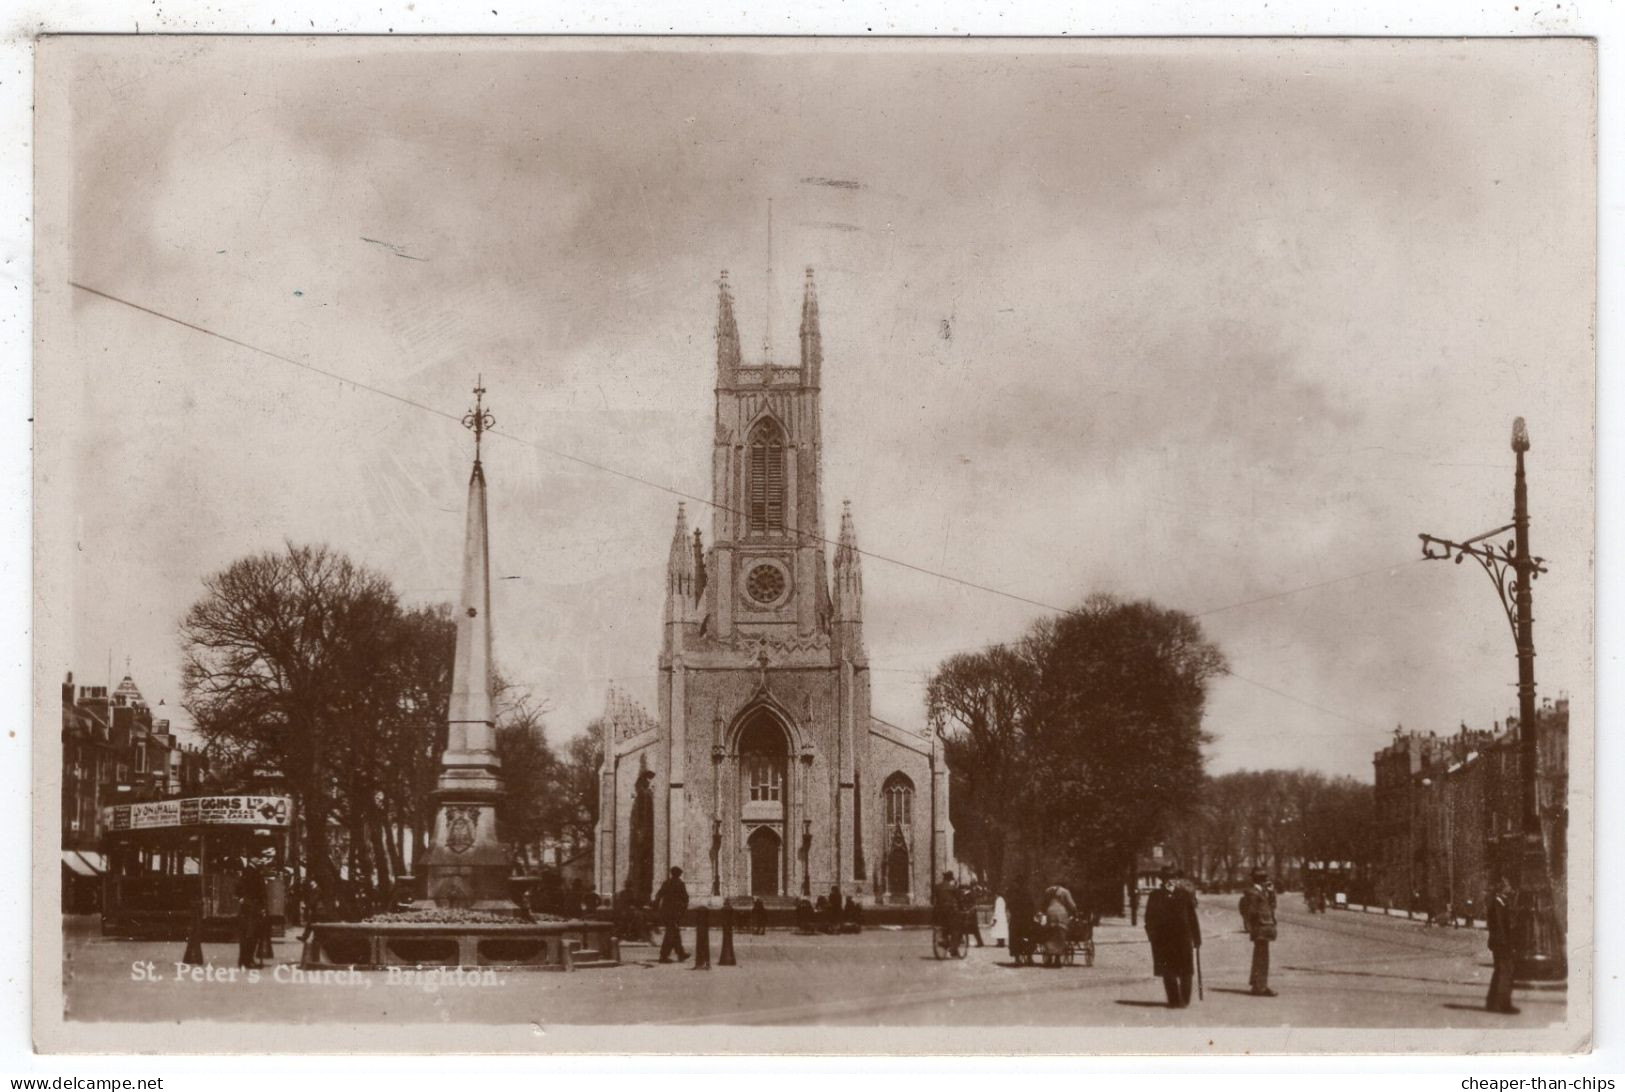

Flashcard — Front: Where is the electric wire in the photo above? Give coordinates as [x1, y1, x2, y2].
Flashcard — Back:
[71, 279, 1409, 735]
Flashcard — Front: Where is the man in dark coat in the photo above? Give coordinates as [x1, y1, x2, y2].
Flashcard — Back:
[612, 883, 633, 939]
[841, 893, 863, 934]
[1005, 882, 1036, 964]
[960, 884, 985, 947]
[1485, 877, 1521, 1014]
[932, 872, 960, 935]
[1241, 870, 1278, 996]
[1145, 868, 1201, 1007]
[235, 863, 266, 970]
[653, 866, 690, 963]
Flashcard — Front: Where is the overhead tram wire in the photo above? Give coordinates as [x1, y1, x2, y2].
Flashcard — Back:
[70, 280, 1081, 618]
[69, 279, 1396, 737]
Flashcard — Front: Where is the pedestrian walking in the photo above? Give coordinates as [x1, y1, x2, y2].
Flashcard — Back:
[1039, 881, 1076, 967]
[961, 884, 985, 947]
[1005, 881, 1036, 965]
[933, 871, 961, 948]
[236, 862, 266, 970]
[1145, 868, 1201, 1007]
[654, 866, 690, 963]
[751, 897, 768, 936]
[1241, 870, 1277, 997]
[990, 894, 1009, 948]
[1485, 877, 1521, 1015]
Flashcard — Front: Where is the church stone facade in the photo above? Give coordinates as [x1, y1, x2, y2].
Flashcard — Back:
[596, 269, 951, 906]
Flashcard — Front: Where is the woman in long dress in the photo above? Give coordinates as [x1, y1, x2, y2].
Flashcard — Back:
[1041, 883, 1076, 965]
[990, 894, 1009, 947]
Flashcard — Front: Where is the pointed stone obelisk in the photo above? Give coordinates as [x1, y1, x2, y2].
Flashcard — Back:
[423, 380, 512, 910]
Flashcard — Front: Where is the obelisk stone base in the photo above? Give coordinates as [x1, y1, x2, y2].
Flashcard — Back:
[423, 790, 514, 911]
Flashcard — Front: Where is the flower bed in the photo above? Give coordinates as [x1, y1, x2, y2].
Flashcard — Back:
[363, 908, 569, 926]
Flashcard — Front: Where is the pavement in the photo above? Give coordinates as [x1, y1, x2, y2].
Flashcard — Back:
[60, 902, 1566, 1027]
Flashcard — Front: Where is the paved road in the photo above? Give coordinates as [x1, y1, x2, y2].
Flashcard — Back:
[60, 902, 1565, 1027]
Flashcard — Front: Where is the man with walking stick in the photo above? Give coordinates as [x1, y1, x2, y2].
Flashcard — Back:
[1144, 867, 1201, 1008]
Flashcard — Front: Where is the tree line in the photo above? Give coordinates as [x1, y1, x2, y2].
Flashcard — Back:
[179, 542, 601, 904]
[930, 594, 1373, 906]
[1163, 769, 1373, 890]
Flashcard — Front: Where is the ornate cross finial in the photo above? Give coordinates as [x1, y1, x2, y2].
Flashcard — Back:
[462, 376, 495, 461]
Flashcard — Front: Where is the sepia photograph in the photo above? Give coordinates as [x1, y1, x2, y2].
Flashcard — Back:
[29, 34, 1596, 1054]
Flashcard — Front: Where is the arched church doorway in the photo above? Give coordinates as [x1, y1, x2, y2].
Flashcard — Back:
[886, 837, 911, 898]
[748, 826, 782, 897]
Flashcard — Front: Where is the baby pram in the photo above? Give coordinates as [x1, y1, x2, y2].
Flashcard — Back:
[1069, 912, 1097, 967]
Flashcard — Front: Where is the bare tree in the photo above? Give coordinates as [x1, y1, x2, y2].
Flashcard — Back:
[928, 638, 1042, 891]
[181, 543, 400, 894]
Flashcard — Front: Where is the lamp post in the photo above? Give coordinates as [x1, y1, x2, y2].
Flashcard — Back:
[1419, 417, 1563, 979]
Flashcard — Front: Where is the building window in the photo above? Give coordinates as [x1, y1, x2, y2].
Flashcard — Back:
[135, 744, 147, 774]
[747, 420, 786, 535]
[738, 712, 788, 809]
[746, 754, 783, 802]
[884, 773, 914, 827]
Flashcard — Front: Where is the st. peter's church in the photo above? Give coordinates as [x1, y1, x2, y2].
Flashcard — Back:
[595, 269, 952, 906]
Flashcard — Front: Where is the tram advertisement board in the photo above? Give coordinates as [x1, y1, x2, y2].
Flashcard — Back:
[103, 795, 292, 832]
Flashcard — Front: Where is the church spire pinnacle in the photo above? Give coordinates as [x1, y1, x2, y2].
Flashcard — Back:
[664, 503, 698, 636]
[668, 502, 693, 589]
[834, 500, 864, 648]
[800, 266, 822, 387]
[716, 271, 741, 387]
[836, 499, 860, 572]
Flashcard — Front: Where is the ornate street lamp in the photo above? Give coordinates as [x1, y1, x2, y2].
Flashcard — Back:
[1418, 417, 1563, 980]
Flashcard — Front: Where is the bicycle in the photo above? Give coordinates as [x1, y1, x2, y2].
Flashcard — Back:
[932, 917, 968, 960]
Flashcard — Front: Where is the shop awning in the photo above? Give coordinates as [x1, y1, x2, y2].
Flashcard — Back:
[60, 851, 104, 877]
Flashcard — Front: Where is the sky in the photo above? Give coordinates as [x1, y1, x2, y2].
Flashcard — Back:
[37, 37, 1595, 780]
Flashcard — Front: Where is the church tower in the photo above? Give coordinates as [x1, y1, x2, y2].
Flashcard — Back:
[704, 267, 832, 644]
[599, 269, 945, 908]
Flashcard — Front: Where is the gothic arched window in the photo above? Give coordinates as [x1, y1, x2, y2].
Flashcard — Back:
[739, 713, 788, 805]
[884, 773, 914, 828]
[747, 420, 786, 535]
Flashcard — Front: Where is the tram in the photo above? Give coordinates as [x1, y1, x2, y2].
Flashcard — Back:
[100, 794, 294, 938]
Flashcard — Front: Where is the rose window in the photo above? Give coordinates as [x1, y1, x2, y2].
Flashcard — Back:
[746, 563, 787, 605]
